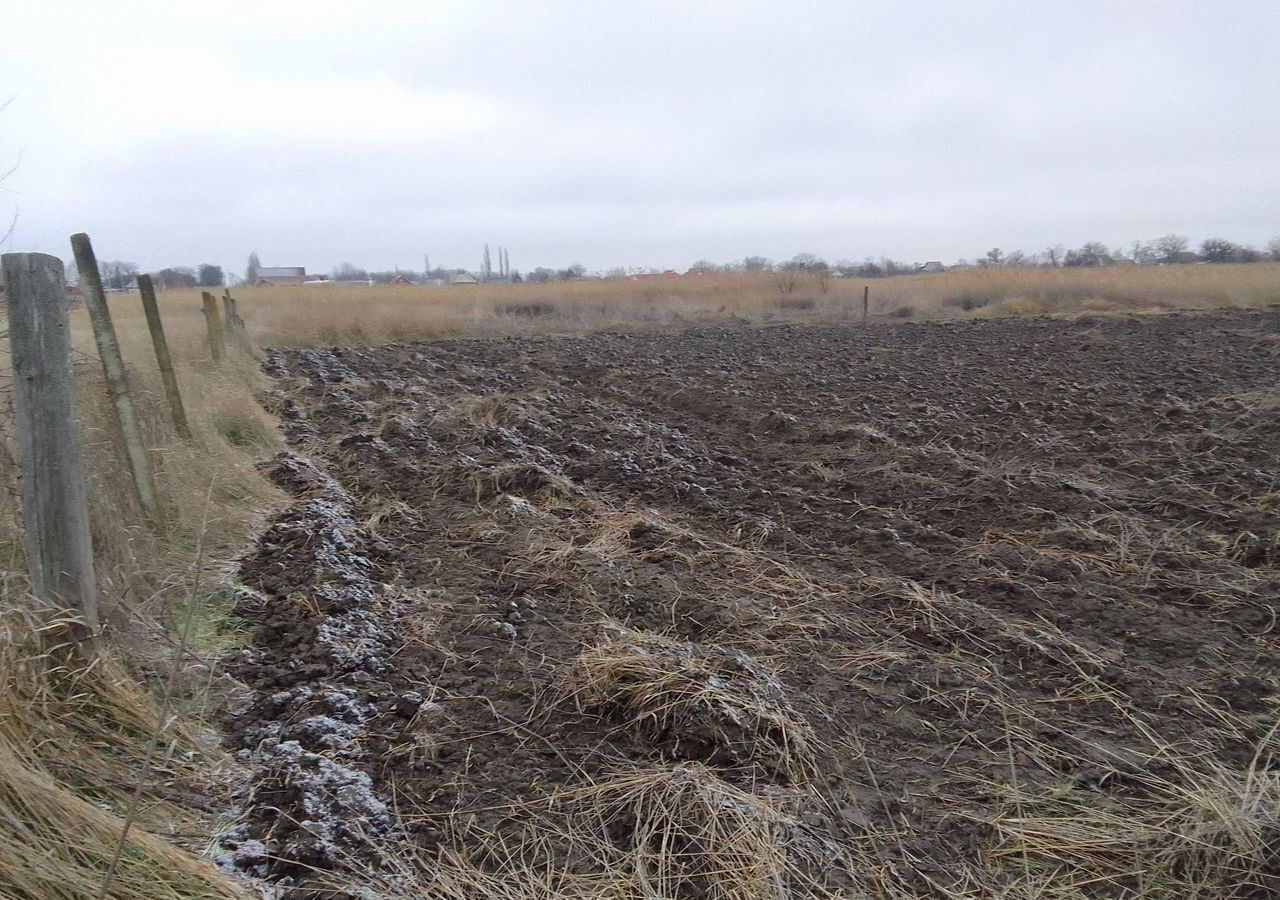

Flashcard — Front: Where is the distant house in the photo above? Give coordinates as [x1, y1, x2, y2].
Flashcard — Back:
[918, 261, 947, 273]
[256, 266, 310, 286]
[627, 270, 680, 281]
[389, 274, 414, 285]
[450, 273, 479, 285]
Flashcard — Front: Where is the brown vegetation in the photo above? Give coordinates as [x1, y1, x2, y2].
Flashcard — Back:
[0, 261, 1277, 898]
[159, 262, 1280, 346]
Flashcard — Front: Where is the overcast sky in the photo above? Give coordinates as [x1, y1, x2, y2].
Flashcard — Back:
[2, 1, 1277, 275]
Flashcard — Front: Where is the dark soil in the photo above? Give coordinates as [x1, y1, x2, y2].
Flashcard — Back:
[223, 310, 1280, 897]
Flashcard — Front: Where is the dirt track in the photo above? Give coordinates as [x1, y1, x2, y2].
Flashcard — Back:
[222, 310, 1279, 898]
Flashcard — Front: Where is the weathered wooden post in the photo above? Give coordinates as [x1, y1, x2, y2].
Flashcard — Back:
[202, 290, 226, 362]
[221, 288, 248, 348]
[2, 252, 99, 643]
[862, 284, 870, 325]
[70, 233, 161, 524]
[137, 274, 192, 440]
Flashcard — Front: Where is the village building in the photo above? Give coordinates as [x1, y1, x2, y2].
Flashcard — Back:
[256, 266, 310, 286]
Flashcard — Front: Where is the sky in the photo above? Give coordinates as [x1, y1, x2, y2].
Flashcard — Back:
[1, 1, 1277, 276]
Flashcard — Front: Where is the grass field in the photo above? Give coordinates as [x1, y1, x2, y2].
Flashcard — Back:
[0, 260, 1277, 898]
[211, 262, 1280, 345]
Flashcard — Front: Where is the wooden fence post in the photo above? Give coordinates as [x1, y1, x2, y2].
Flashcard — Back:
[221, 288, 248, 348]
[862, 284, 870, 325]
[70, 233, 161, 524]
[2, 252, 99, 643]
[137, 274, 192, 440]
[202, 291, 226, 362]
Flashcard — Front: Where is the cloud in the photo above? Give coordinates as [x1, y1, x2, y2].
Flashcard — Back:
[2, 0, 1277, 271]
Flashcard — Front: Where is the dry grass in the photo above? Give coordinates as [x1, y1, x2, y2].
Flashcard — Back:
[1, 298, 282, 641]
[1, 284, 279, 896]
[148, 263, 1280, 347]
[0, 605, 241, 900]
[567, 627, 816, 780]
[317, 764, 844, 900]
[989, 711, 1280, 900]
[555, 763, 843, 900]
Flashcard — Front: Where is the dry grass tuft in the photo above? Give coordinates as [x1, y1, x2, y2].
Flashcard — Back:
[0, 606, 240, 900]
[993, 753, 1280, 898]
[997, 296, 1047, 316]
[558, 763, 844, 900]
[568, 628, 816, 780]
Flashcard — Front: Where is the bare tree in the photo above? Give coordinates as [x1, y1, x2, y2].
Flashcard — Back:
[1268, 237, 1280, 262]
[1065, 242, 1110, 267]
[1200, 237, 1240, 263]
[1131, 240, 1157, 265]
[98, 260, 140, 290]
[197, 263, 224, 287]
[1153, 234, 1189, 264]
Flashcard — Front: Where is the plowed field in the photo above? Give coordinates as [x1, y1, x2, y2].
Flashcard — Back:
[222, 310, 1280, 899]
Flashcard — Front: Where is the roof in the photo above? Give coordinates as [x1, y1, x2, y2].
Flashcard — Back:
[450, 273, 479, 284]
[257, 266, 306, 277]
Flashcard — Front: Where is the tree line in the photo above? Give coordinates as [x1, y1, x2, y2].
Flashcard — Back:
[81, 231, 1279, 294]
[87, 260, 225, 291]
[686, 235, 1280, 278]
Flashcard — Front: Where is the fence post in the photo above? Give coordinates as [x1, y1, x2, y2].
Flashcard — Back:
[221, 288, 248, 348]
[862, 284, 869, 325]
[202, 291, 226, 362]
[2, 252, 99, 644]
[137, 274, 192, 440]
[70, 233, 161, 524]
